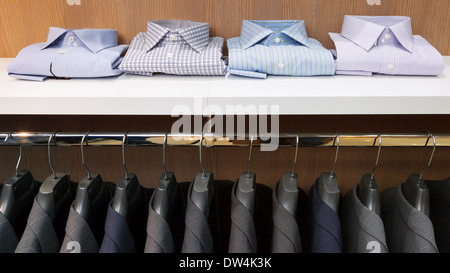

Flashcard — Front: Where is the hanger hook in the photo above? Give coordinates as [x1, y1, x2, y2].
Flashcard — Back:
[247, 135, 254, 177]
[291, 132, 299, 177]
[330, 133, 340, 179]
[163, 131, 169, 180]
[199, 130, 206, 177]
[4, 130, 14, 142]
[81, 131, 92, 180]
[48, 131, 59, 179]
[122, 132, 129, 180]
[6, 130, 22, 177]
[370, 134, 382, 180]
[419, 133, 436, 180]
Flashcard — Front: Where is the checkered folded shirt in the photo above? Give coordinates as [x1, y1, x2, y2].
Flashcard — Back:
[119, 20, 227, 76]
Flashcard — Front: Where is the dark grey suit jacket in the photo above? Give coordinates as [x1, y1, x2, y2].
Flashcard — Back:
[181, 182, 213, 253]
[426, 178, 450, 253]
[381, 184, 438, 253]
[342, 184, 388, 253]
[228, 182, 257, 253]
[144, 193, 175, 253]
[60, 204, 99, 253]
[15, 197, 60, 253]
[271, 181, 302, 253]
[0, 212, 19, 253]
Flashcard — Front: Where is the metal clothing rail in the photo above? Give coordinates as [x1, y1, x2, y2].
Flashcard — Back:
[0, 132, 449, 147]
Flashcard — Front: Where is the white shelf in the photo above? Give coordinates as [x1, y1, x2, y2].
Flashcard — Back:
[0, 57, 449, 115]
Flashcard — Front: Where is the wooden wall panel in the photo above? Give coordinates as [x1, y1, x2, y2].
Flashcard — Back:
[1, 115, 450, 195]
[1, 0, 449, 57]
[0, 116, 218, 188]
[0, 0, 64, 57]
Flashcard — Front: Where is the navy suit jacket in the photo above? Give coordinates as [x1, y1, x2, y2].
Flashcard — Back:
[309, 180, 343, 253]
[99, 202, 136, 253]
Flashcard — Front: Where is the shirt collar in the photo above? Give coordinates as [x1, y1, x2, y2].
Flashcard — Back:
[144, 20, 210, 53]
[239, 20, 310, 49]
[41, 27, 119, 53]
[341, 15, 414, 53]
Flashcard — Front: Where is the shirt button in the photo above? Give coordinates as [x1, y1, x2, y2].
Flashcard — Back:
[68, 36, 75, 43]
[59, 49, 66, 54]
[385, 34, 392, 40]
[274, 38, 281, 44]
[167, 53, 174, 59]
[169, 35, 176, 41]
[388, 64, 394, 70]
[278, 63, 285, 69]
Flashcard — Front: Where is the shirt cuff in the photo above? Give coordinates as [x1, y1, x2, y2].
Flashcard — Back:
[8, 73, 48, 81]
[228, 69, 267, 79]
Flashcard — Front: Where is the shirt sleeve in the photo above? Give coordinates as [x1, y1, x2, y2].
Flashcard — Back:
[227, 69, 267, 79]
[8, 73, 48, 82]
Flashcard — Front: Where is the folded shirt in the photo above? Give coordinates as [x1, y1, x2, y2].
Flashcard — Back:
[7, 27, 128, 81]
[227, 20, 335, 79]
[119, 20, 227, 76]
[329, 15, 445, 76]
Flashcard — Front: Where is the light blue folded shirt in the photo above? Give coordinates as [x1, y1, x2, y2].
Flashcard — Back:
[227, 20, 335, 79]
[7, 27, 128, 81]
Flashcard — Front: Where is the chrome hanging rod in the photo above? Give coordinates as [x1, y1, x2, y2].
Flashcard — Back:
[0, 132, 450, 148]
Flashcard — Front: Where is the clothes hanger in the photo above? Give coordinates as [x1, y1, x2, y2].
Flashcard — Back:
[317, 133, 341, 212]
[0, 131, 39, 223]
[151, 131, 178, 220]
[36, 131, 74, 221]
[235, 136, 256, 215]
[276, 133, 299, 217]
[190, 130, 214, 217]
[357, 134, 382, 215]
[72, 131, 109, 223]
[111, 132, 143, 222]
[401, 133, 435, 217]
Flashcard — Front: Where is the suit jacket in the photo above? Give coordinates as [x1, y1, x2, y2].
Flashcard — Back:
[60, 182, 114, 253]
[425, 178, 450, 253]
[144, 193, 175, 253]
[271, 181, 302, 253]
[309, 180, 343, 253]
[228, 181, 257, 253]
[60, 204, 99, 253]
[99, 201, 136, 253]
[342, 184, 388, 253]
[181, 182, 213, 253]
[381, 184, 438, 253]
[0, 212, 19, 253]
[15, 197, 60, 253]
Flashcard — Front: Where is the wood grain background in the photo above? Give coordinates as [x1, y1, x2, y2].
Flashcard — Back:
[1, 0, 449, 57]
[1, 115, 449, 195]
[1, 1, 450, 194]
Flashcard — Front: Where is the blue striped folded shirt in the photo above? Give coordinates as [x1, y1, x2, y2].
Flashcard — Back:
[227, 20, 335, 79]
